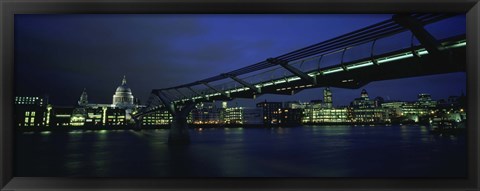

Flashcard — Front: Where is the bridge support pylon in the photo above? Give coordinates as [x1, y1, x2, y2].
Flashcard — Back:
[167, 102, 196, 145]
[168, 112, 191, 145]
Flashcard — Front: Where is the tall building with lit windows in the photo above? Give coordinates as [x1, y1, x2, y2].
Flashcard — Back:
[14, 96, 49, 127]
[300, 88, 352, 124]
[256, 100, 282, 125]
[350, 89, 387, 123]
[323, 87, 332, 109]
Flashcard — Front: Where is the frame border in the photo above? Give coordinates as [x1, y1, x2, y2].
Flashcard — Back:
[1, 0, 479, 190]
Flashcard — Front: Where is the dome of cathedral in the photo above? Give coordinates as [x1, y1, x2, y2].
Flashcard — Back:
[115, 76, 132, 93]
[112, 76, 135, 109]
[116, 84, 132, 93]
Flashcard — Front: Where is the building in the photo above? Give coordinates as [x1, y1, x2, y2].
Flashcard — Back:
[381, 101, 406, 123]
[51, 106, 74, 126]
[417, 94, 436, 106]
[84, 107, 104, 126]
[14, 96, 49, 127]
[351, 89, 376, 109]
[380, 93, 437, 123]
[256, 100, 282, 125]
[70, 107, 87, 126]
[242, 107, 263, 125]
[303, 107, 350, 123]
[112, 76, 135, 109]
[78, 88, 88, 107]
[350, 89, 387, 123]
[224, 107, 263, 125]
[280, 108, 302, 125]
[105, 108, 127, 126]
[190, 102, 223, 124]
[224, 107, 243, 124]
[142, 110, 172, 126]
[15, 76, 146, 128]
[323, 87, 332, 109]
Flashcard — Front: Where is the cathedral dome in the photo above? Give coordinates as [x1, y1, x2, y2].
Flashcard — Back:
[116, 84, 132, 93]
[115, 76, 132, 93]
[112, 76, 135, 109]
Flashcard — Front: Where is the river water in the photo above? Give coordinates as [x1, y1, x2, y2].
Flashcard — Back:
[15, 125, 467, 177]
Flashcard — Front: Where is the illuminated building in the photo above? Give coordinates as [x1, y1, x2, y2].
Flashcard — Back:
[350, 89, 388, 123]
[303, 107, 350, 123]
[112, 76, 135, 109]
[15, 76, 144, 128]
[351, 89, 376, 109]
[191, 102, 223, 124]
[381, 94, 437, 123]
[256, 101, 282, 125]
[70, 108, 86, 126]
[51, 107, 74, 126]
[14, 96, 49, 127]
[85, 107, 104, 126]
[224, 107, 243, 124]
[350, 108, 387, 123]
[105, 108, 127, 126]
[224, 107, 263, 125]
[381, 101, 406, 122]
[323, 87, 332, 109]
[142, 110, 172, 125]
[62, 106, 104, 127]
[15, 96, 46, 106]
[68, 76, 143, 126]
[301, 89, 351, 124]
[255, 101, 302, 125]
[417, 93, 436, 107]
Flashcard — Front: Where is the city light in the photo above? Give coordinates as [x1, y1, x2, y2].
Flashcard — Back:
[346, 61, 374, 70]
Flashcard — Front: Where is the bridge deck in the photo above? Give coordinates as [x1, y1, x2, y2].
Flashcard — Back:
[136, 14, 466, 117]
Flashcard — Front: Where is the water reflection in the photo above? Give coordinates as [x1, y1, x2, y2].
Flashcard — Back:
[15, 125, 467, 177]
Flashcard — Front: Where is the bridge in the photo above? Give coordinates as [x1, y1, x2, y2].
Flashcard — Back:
[133, 13, 466, 144]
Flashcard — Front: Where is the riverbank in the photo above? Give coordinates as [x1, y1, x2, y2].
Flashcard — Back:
[15, 122, 450, 132]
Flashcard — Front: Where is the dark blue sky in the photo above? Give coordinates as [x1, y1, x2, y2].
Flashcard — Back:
[14, 14, 466, 107]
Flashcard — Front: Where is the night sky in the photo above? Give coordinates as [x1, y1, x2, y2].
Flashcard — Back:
[14, 14, 466, 107]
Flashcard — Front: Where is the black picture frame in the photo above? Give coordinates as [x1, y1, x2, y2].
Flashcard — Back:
[1, 0, 479, 190]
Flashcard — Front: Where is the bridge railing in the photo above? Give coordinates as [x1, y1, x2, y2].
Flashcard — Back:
[138, 14, 465, 116]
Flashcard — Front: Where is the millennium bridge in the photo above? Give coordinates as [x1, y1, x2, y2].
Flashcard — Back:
[133, 14, 466, 144]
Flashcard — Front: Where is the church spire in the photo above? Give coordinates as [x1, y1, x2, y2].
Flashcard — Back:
[78, 88, 88, 106]
[122, 75, 127, 85]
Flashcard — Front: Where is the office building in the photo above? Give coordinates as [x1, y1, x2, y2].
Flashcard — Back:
[256, 100, 282, 125]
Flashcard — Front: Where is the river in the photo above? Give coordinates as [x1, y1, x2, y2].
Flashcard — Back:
[15, 125, 467, 177]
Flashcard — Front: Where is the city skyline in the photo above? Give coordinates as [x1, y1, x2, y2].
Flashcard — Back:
[14, 78, 466, 108]
[14, 14, 466, 106]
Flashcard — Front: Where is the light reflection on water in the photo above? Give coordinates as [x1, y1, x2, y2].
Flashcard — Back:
[16, 125, 466, 177]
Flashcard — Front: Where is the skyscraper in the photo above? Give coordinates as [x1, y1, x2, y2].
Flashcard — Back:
[323, 87, 332, 109]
